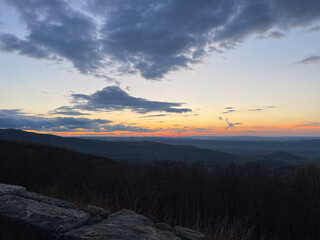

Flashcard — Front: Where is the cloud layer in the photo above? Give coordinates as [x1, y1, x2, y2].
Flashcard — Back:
[66, 86, 191, 114]
[0, 109, 150, 132]
[0, 0, 319, 79]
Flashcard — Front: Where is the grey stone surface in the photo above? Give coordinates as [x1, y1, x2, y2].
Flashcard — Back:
[0, 194, 90, 239]
[87, 215, 102, 225]
[155, 222, 173, 231]
[16, 191, 76, 209]
[174, 226, 205, 240]
[0, 184, 205, 240]
[0, 183, 25, 196]
[63, 209, 181, 240]
[79, 205, 110, 219]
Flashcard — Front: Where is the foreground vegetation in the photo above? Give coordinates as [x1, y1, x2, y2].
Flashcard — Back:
[1, 140, 320, 239]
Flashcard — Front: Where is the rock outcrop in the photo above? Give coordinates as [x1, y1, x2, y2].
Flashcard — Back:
[0, 184, 205, 240]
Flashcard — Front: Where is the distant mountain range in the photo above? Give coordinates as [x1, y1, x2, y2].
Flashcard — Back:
[83, 136, 320, 157]
[0, 129, 318, 168]
[0, 129, 238, 168]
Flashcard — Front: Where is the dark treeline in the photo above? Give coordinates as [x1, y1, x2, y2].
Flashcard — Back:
[1, 140, 320, 239]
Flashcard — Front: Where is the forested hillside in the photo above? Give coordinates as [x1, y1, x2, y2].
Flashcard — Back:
[1, 140, 320, 239]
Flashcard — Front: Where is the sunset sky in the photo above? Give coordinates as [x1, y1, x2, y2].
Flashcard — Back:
[0, 0, 319, 137]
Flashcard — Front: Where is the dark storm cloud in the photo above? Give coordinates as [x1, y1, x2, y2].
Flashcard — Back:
[1, 0, 319, 79]
[0, 0, 103, 74]
[296, 55, 320, 64]
[70, 86, 192, 114]
[0, 109, 152, 132]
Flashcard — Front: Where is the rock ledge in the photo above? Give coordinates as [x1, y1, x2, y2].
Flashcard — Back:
[0, 184, 205, 240]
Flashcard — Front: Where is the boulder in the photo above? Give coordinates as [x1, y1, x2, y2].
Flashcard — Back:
[79, 205, 110, 219]
[0, 194, 90, 240]
[0, 184, 205, 240]
[155, 222, 173, 231]
[174, 226, 205, 240]
[0, 183, 25, 196]
[63, 209, 181, 240]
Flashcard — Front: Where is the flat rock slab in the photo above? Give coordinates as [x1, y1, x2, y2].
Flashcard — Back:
[79, 205, 110, 219]
[15, 191, 76, 209]
[63, 209, 181, 240]
[0, 194, 90, 240]
[0, 183, 25, 196]
[174, 226, 205, 240]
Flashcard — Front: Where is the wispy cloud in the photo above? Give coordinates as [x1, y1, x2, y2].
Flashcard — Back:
[225, 118, 243, 130]
[222, 109, 236, 114]
[248, 106, 277, 112]
[295, 122, 320, 128]
[221, 107, 235, 114]
[248, 108, 263, 112]
[218, 116, 243, 130]
[141, 114, 168, 118]
[257, 31, 286, 40]
[296, 55, 320, 65]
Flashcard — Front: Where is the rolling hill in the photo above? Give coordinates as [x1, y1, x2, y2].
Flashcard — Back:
[0, 129, 237, 167]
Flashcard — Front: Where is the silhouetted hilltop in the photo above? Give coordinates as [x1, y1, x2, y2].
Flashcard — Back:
[0, 129, 238, 167]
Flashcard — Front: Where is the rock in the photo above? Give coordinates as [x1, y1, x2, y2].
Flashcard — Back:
[78, 205, 110, 219]
[0, 183, 25, 196]
[155, 222, 173, 231]
[174, 226, 205, 240]
[0, 194, 91, 240]
[16, 191, 76, 209]
[63, 209, 181, 240]
[0, 184, 205, 240]
[87, 215, 102, 225]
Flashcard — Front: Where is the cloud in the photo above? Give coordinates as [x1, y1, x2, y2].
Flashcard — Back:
[221, 105, 276, 114]
[305, 26, 320, 32]
[0, 0, 319, 80]
[141, 114, 168, 118]
[248, 108, 263, 112]
[69, 86, 192, 114]
[296, 55, 320, 65]
[258, 31, 286, 39]
[295, 122, 320, 127]
[248, 106, 277, 112]
[222, 109, 236, 114]
[50, 106, 89, 116]
[0, 109, 151, 132]
[225, 118, 243, 129]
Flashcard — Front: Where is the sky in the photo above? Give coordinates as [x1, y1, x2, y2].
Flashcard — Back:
[0, 0, 319, 137]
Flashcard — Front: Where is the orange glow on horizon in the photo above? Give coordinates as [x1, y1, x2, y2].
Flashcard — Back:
[25, 121, 320, 137]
